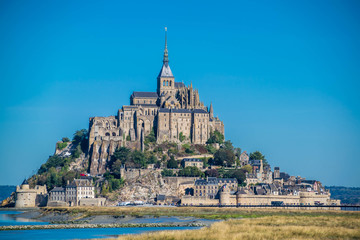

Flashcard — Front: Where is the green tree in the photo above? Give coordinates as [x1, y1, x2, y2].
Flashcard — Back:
[147, 155, 157, 164]
[62, 137, 70, 142]
[167, 156, 178, 169]
[249, 151, 269, 166]
[111, 159, 122, 178]
[205, 169, 219, 177]
[224, 169, 246, 185]
[206, 144, 216, 154]
[179, 132, 186, 142]
[131, 150, 147, 168]
[223, 140, 234, 151]
[214, 149, 235, 167]
[113, 147, 131, 164]
[178, 166, 204, 177]
[241, 164, 253, 173]
[72, 129, 88, 152]
[206, 130, 224, 144]
[161, 169, 174, 177]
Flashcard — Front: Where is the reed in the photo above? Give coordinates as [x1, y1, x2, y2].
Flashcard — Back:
[114, 215, 360, 240]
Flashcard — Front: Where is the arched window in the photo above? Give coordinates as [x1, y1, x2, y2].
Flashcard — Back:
[166, 81, 169, 86]
[105, 132, 110, 136]
[112, 132, 116, 136]
[163, 81, 165, 86]
[169, 81, 172, 86]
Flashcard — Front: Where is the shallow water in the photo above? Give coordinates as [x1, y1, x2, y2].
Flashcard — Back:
[0, 211, 48, 226]
[0, 226, 199, 240]
[0, 211, 201, 240]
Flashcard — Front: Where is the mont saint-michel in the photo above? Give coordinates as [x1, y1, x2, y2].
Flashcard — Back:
[0, 30, 343, 211]
[88, 29, 224, 175]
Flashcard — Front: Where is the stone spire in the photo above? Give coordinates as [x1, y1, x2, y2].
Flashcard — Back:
[209, 102, 214, 118]
[157, 27, 173, 79]
[163, 27, 169, 64]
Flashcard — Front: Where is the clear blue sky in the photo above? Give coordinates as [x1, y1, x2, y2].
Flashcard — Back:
[0, 0, 359, 187]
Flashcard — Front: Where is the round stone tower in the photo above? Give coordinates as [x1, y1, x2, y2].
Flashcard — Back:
[219, 184, 230, 206]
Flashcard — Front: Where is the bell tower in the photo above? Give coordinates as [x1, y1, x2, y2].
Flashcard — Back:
[157, 27, 175, 96]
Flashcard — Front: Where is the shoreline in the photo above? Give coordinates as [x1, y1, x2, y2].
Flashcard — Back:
[0, 222, 205, 231]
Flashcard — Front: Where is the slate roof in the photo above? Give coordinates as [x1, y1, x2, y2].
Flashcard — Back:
[158, 108, 208, 114]
[182, 158, 202, 162]
[158, 63, 174, 78]
[50, 187, 65, 192]
[174, 82, 185, 88]
[157, 195, 166, 201]
[193, 109, 208, 114]
[195, 178, 218, 185]
[131, 92, 159, 98]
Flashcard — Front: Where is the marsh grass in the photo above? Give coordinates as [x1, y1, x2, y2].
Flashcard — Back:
[43, 207, 360, 239]
[114, 215, 360, 240]
[42, 206, 358, 220]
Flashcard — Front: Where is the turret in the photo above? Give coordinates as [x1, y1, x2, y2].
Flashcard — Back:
[209, 102, 214, 118]
[219, 184, 230, 205]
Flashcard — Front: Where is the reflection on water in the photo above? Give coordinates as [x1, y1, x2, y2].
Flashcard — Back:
[0, 211, 48, 226]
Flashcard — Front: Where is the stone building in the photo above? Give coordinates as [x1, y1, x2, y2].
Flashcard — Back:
[48, 179, 105, 207]
[193, 177, 237, 199]
[182, 158, 203, 168]
[15, 180, 47, 208]
[88, 29, 224, 175]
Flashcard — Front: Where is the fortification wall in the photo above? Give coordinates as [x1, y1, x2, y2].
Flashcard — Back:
[79, 198, 106, 207]
[120, 168, 161, 180]
[299, 192, 330, 205]
[237, 194, 300, 205]
[181, 196, 218, 206]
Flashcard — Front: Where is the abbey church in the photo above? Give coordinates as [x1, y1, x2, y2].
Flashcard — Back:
[88, 30, 224, 174]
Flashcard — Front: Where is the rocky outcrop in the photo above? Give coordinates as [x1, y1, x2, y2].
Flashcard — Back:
[113, 171, 179, 203]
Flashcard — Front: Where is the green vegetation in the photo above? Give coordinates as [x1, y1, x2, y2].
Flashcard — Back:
[161, 169, 174, 177]
[62, 137, 70, 142]
[205, 169, 219, 177]
[126, 135, 131, 141]
[241, 164, 252, 173]
[326, 186, 360, 205]
[213, 148, 235, 167]
[205, 144, 216, 154]
[178, 166, 204, 177]
[166, 156, 178, 168]
[178, 132, 185, 142]
[206, 130, 224, 144]
[249, 150, 269, 166]
[144, 128, 156, 145]
[57, 142, 68, 150]
[102, 172, 124, 194]
[224, 169, 246, 185]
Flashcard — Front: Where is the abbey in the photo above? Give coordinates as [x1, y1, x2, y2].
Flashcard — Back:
[88, 30, 224, 175]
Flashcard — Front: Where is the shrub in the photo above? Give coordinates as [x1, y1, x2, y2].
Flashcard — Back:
[62, 137, 70, 143]
[178, 166, 204, 177]
[161, 169, 174, 177]
[57, 142, 68, 150]
[167, 156, 178, 169]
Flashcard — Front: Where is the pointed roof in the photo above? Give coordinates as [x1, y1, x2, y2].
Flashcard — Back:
[158, 27, 174, 78]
